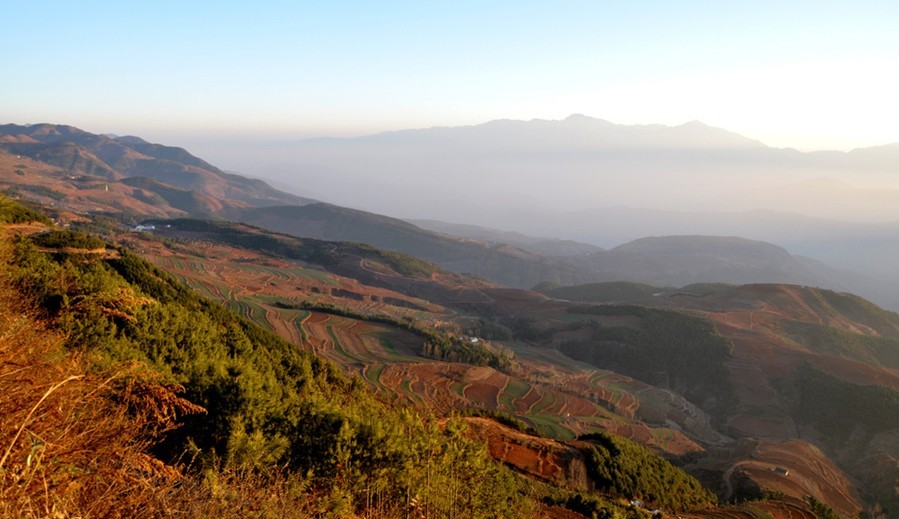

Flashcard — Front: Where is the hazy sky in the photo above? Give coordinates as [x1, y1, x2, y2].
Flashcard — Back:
[3, 1, 897, 150]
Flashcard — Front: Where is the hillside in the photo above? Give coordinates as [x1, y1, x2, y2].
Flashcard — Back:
[0, 203, 549, 517]
[3, 122, 887, 311]
[517, 206, 899, 311]
[128, 212, 891, 517]
[0, 123, 312, 218]
[409, 219, 606, 257]
[570, 235, 828, 288]
[235, 203, 604, 288]
[476, 282, 898, 516]
[0, 126, 893, 516]
[534, 281, 671, 303]
[207, 115, 899, 312]
[660, 284, 899, 513]
[2, 196, 751, 517]
[235, 207, 855, 300]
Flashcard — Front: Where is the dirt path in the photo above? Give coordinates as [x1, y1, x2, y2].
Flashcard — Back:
[721, 460, 755, 500]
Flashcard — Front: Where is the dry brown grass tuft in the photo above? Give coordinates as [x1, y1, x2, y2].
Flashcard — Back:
[0, 240, 204, 518]
[0, 234, 372, 518]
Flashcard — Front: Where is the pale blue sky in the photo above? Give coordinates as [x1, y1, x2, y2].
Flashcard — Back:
[2, 1, 897, 149]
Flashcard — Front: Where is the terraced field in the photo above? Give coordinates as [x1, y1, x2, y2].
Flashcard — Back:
[682, 495, 818, 519]
[486, 285, 891, 515]
[141, 237, 448, 323]
[136, 236, 719, 458]
[372, 361, 703, 452]
[134, 234, 878, 516]
[301, 311, 423, 366]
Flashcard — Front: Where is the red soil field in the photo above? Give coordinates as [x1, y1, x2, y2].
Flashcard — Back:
[464, 417, 589, 490]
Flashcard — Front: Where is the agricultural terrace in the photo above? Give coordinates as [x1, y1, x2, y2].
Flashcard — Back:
[138, 236, 708, 457]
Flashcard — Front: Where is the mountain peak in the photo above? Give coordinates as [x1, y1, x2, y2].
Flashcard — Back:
[564, 113, 595, 122]
[613, 235, 790, 257]
[114, 135, 150, 146]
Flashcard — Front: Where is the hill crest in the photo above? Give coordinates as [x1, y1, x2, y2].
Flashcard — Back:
[0, 123, 312, 211]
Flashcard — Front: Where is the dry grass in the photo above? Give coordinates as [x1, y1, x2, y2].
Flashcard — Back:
[0, 236, 358, 518]
[0, 239, 202, 518]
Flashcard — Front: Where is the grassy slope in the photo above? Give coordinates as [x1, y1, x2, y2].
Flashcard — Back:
[2, 197, 719, 517]
[3, 223, 537, 517]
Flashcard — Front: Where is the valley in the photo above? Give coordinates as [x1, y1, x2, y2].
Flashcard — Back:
[0, 123, 895, 517]
[129, 220, 894, 517]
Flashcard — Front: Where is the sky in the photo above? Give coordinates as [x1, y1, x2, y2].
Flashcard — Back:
[2, 1, 898, 151]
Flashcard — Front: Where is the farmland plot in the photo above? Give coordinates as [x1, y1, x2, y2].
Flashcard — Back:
[139, 236, 709, 458]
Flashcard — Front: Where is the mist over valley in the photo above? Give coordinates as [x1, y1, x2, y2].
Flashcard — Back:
[179, 116, 899, 311]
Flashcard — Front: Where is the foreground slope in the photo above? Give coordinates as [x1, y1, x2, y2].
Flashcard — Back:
[1, 213, 546, 517]
[2, 197, 744, 517]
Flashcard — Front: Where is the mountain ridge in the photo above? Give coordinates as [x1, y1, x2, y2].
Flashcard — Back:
[4, 122, 898, 311]
[340, 114, 769, 150]
[201, 115, 899, 264]
[0, 123, 312, 210]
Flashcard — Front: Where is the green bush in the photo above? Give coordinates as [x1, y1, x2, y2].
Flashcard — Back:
[781, 364, 899, 443]
[580, 432, 716, 511]
[0, 194, 50, 224]
[31, 230, 107, 250]
[805, 495, 840, 519]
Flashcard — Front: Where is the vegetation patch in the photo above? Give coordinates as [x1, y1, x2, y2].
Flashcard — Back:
[779, 364, 899, 443]
[5, 230, 537, 516]
[5, 184, 67, 201]
[527, 414, 575, 441]
[579, 431, 716, 511]
[460, 409, 540, 435]
[536, 281, 664, 302]
[31, 230, 107, 250]
[804, 495, 840, 519]
[561, 305, 736, 417]
[0, 194, 50, 224]
[285, 300, 515, 372]
[782, 319, 899, 369]
[153, 218, 439, 278]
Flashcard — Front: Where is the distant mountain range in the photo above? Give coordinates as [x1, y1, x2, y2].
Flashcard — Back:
[4, 121, 899, 310]
[198, 114, 899, 223]
[411, 217, 899, 311]
[180, 115, 899, 305]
